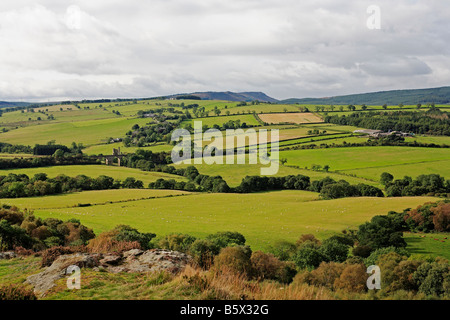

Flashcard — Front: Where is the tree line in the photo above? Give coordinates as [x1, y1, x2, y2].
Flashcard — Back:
[380, 172, 450, 197]
[324, 108, 450, 136]
[0, 173, 144, 198]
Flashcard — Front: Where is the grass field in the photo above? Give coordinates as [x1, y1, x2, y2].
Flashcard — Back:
[404, 232, 450, 260]
[0, 117, 151, 146]
[280, 146, 450, 180]
[259, 113, 323, 124]
[183, 114, 260, 128]
[342, 159, 450, 181]
[0, 189, 191, 210]
[8, 191, 437, 251]
[0, 165, 187, 186]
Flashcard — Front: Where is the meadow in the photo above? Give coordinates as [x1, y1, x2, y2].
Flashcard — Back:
[259, 112, 323, 124]
[0, 117, 151, 146]
[279, 146, 450, 180]
[1, 190, 438, 252]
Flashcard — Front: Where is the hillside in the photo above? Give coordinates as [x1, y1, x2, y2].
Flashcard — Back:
[282, 86, 450, 105]
[0, 101, 31, 109]
[169, 91, 278, 102]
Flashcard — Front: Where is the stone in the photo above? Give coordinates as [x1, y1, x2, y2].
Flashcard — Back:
[26, 249, 191, 296]
[100, 254, 121, 266]
[26, 253, 99, 297]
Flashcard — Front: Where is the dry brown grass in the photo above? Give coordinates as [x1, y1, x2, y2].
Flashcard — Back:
[259, 113, 323, 124]
[177, 265, 335, 300]
[86, 230, 141, 253]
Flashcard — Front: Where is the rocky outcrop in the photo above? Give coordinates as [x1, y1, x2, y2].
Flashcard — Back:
[26, 253, 99, 297]
[26, 249, 191, 297]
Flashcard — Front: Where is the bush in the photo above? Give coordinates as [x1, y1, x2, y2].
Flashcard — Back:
[319, 239, 349, 263]
[111, 225, 155, 250]
[413, 260, 450, 296]
[333, 264, 368, 293]
[213, 246, 253, 277]
[295, 234, 321, 247]
[206, 231, 246, 249]
[0, 284, 36, 300]
[250, 251, 296, 283]
[268, 241, 297, 261]
[86, 230, 141, 254]
[157, 233, 196, 253]
[293, 241, 325, 270]
[357, 215, 406, 249]
[189, 239, 219, 269]
[390, 260, 422, 292]
[41, 246, 76, 267]
[364, 246, 410, 266]
[310, 262, 346, 290]
[352, 245, 372, 258]
[0, 220, 33, 250]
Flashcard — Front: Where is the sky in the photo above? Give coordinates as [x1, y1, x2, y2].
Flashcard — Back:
[0, 0, 449, 101]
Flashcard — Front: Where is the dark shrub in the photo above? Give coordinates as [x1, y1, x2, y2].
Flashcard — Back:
[189, 239, 219, 269]
[41, 246, 75, 267]
[269, 241, 297, 261]
[206, 231, 246, 249]
[157, 233, 196, 252]
[352, 245, 372, 258]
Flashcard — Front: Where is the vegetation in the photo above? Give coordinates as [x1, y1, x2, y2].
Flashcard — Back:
[0, 97, 448, 301]
[325, 109, 450, 136]
[0, 173, 144, 198]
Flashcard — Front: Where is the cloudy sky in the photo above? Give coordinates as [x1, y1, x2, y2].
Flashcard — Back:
[0, 0, 449, 101]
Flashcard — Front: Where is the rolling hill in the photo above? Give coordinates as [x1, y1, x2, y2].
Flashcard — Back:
[168, 91, 278, 102]
[282, 86, 450, 105]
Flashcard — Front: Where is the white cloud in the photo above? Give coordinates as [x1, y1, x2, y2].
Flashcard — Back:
[0, 0, 448, 101]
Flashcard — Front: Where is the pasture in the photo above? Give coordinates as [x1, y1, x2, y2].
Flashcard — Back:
[0, 117, 152, 146]
[404, 232, 450, 260]
[6, 191, 437, 252]
[279, 146, 450, 180]
[259, 112, 323, 124]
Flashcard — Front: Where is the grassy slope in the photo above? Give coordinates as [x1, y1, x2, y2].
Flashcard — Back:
[404, 232, 450, 260]
[9, 191, 437, 251]
[280, 146, 450, 180]
[0, 117, 151, 146]
[0, 189, 191, 209]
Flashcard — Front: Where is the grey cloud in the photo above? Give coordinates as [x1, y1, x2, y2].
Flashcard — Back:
[0, 0, 448, 101]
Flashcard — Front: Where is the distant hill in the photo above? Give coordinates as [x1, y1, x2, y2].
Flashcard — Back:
[0, 101, 31, 109]
[281, 86, 450, 105]
[168, 91, 278, 103]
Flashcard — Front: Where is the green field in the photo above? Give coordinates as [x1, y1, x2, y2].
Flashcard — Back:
[0, 165, 187, 186]
[0, 189, 191, 210]
[0, 98, 448, 263]
[280, 146, 450, 181]
[183, 114, 260, 128]
[4, 191, 436, 251]
[0, 117, 152, 146]
[404, 232, 450, 260]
